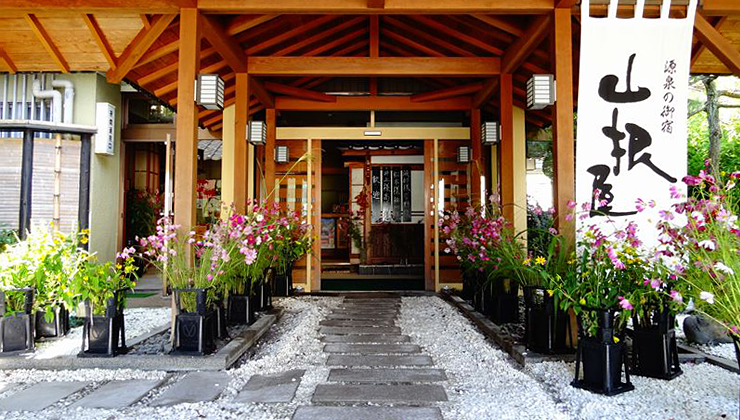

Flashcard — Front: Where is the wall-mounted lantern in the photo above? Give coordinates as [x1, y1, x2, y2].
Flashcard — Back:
[457, 146, 471, 163]
[275, 145, 289, 164]
[481, 122, 499, 145]
[526, 74, 555, 110]
[196, 74, 225, 110]
[248, 120, 266, 145]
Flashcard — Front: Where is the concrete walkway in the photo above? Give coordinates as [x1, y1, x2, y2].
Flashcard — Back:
[293, 296, 448, 420]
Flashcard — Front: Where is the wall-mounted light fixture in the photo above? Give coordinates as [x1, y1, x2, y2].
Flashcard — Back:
[275, 145, 289, 164]
[364, 130, 382, 137]
[481, 122, 499, 145]
[195, 74, 225, 110]
[526, 74, 555, 110]
[457, 146, 471, 163]
[248, 120, 266, 145]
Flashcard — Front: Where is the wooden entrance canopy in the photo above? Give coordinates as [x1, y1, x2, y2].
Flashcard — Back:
[2, 0, 740, 252]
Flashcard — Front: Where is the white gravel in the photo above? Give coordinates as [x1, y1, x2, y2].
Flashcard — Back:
[33, 307, 171, 359]
[675, 314, 739, 361]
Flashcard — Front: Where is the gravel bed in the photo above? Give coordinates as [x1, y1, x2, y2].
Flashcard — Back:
[32, 307, 171, 359]
[675, 314, 738, 361]
[400, 296, 569, 420]
[0, 296, 340, 420]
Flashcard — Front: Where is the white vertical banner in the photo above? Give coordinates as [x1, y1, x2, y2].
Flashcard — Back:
[575, 0, 697, 247]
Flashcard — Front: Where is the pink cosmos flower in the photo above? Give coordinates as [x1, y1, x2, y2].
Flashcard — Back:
[670, 290, 683, 303]
[617, 296, 634, 310]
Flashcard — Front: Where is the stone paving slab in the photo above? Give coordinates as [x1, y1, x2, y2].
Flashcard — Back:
[234, 369, 304, 403]
[292, 406, 443, 420]
[323, 343, 421, 354]
[326, 355, 433, 367]
[328, 368, 447, 383]
[325, 313, 398, 321]
[321, 334, 411, 343]
[339, 304, 400, 309]
[319, 319, 395, 327]
[0, 381, 89, 412]
[332, 308, 399, 314]
[312, 384, 448, 403]
[320, 326, 401, 335]
[150, 371, 229, 406]
[71, 379, 165, 409]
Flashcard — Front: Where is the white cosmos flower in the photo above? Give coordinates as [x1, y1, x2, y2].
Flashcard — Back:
[700, 291, 715, 304]
[698, 240, 716, 250]
[256, 214, 264, 222]
[714, 262, 734, 275]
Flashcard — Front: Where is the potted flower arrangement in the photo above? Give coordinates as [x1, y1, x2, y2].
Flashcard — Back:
[0, 287, 34, 353]
[76, 247, 137, 357]
[271, 208, 312, 298]
[551, 220, 642, 396]
[441, 207, 479, 304]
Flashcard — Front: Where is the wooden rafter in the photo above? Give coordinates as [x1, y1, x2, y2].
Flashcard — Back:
[370, 15, 379, 57]
[264, 81, 337, 102]
[694, 13, 740, 76]
[0, 47, 17, 74]
[471, 15, 523, 37]
[246, 56, 500, 77]
[201, 15, 248, 73]
[272, 16, 365, 56]
[25, 14, 70, 73]
[246, 15, 337, 55]
[140, 14, 152, 29]
[226, 14, 279, 36]
[83, 14, 117, 68]
[249, 76, 275, 108]
[107, 14, 177, 83]
[502, 14, 551, 74]
[196, 0, 554, 14]
[409, 15, 502, 55]
[383, 27, 445, 57]
[134, 37, 179, 70]
[384, 16, 475, 57]
[411, 82, 483, 102]
[137, 62, 178, 86]
[368, 0, 385, 9]
[555, 0, 578, 8]
[472, 78, 498, 108]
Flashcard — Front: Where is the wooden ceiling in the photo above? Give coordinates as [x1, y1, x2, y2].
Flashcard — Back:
[0, 1, 739, 133]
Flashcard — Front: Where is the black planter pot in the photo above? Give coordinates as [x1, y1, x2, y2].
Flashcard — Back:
[485, 278, 519, 325]
[472, 270, 486, 313]
[0, 289, 35, 354]
[572, 310, 634, 396]
[251, 280, 264, 312]
[172, 288, 216, 355]
[228, 280, 255, 325]
[523, 286, 571, 354]
[461, 270, 475, 301]
[631, 311, 682, 380]
[80, 292, 126, 357]
[273, 265, 293, 297]
[35, 306, 71, 339]
[261, 271, 273, 310]
[213, 297, 228, 339]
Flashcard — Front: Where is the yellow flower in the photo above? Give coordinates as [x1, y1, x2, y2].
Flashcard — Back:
[81, 229, 90, 235]
[613, 336, 620, 343]
[80, 236, 89, 245]
[522, 258, 532, 266]
[116, 264, 122, 270]
[579, 298, 586, 305]
[132, 282, 137, 287]
[547, 290, 554, 297]
[535, 257, 546, 266]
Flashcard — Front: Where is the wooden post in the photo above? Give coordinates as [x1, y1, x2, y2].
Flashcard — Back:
[433, 138, 440, 292]
[499, 73, 515, 222]
[53, 133, 62, 231]
[264, 108, 276, 203]
[312, 139, 322, 292]
[173, 8, 201, 235]
[78, 133, 91, 240]
[19, 128, 34, 240]
[423, 139, 433, 291]
[234, 72, 249, 212]
[471, 109, 483, 208]
[552, 8, 575, 247]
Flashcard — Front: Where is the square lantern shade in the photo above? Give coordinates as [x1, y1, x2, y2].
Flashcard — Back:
[527, 74, 555, 110]
[457, 146, 471, 163]
[481, 122, 499, 145]
[275, 146, 289, 164]
[196, 74, 225, 110]
[248, 121, 266, 145]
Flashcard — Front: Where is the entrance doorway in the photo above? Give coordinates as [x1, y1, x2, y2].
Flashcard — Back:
[320, 141, 425, 291]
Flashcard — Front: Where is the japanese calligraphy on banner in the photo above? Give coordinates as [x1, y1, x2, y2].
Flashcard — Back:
[575, 0, 697, 248]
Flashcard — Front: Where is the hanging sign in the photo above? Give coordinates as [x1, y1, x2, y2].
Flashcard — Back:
[575, 0, 697, 247]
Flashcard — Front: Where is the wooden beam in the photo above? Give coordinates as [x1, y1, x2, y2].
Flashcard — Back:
[502, 14, 551, 74]
[272, 16, 365, 56]
[691, 16, 726, 67]
[264, 81, 336, 102]
[472, 78, 499, 108]
[500, 73, 514, 223]
[247, 57, 500, 77]
[552, 7, 575, 247]
[3, 0, 193, 13]
[107, 14, 177, 83]
[137, 61, 178, 86]
[368, 0, 385, 8]
[140, 14, 152, 29]
[201, 14, 248, 73]
[408, 15, 502, 55]
[411, 82, 483, 102]
[249, 76, 275, 108]
[226, 14, 279, 36]
[702, 0, 740, 16]
[0, 47, 18, 74]
[694, 13, 740, 76]
[83, 14, 117, 68]
[173, 8, 201, 236]
[384, 16, 475, 57]
[383, 27, 445, 56]
[246, 15, 337, 56]
[275, 95, 471, 110]
[370, 15, 379, 58]
[134, 38, 179, 70]
[25, 14, 70, 73]
[555, 0, 578, 8]
[197, 0, 554, 14]
[471, 15, 523, 36]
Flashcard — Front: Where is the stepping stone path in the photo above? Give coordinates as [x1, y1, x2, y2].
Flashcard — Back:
[292, 295, 448, 420]
[150, 371, 229, 407]
[234, 369, 305, 403]
[72, 379, 165, 409]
